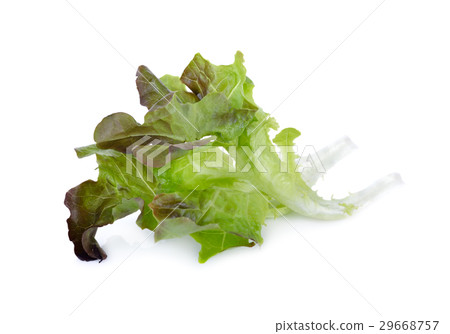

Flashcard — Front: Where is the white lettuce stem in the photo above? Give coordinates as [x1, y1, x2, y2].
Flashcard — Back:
[296, 173, 403, 220]
[338, 172, 403, 207]
[302, 136, 357, 187]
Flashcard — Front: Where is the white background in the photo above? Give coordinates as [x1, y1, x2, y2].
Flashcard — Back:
[1, 0, 449, 333]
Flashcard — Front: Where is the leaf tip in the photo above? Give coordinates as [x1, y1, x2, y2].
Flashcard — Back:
[235, 51, 244, 63]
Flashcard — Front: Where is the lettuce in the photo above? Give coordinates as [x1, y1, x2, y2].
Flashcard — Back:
[65, 51, 400, 262]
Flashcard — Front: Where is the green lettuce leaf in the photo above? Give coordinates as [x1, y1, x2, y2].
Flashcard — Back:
[181, 51, 248, 108]
[150, 187, 268, 244]
[191, 231, 255, 263]
[273, 127, 302, 173]
[65, 146, 160, 261]
[92, 111, 214, 167]
[154, 217, 219, 242]
[142, 92, 255, 142]
[159, 74, 199, 103]
[88, 145, 158, 230]
[234, 113, 400, 219]
[148, 146, 270, 262]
